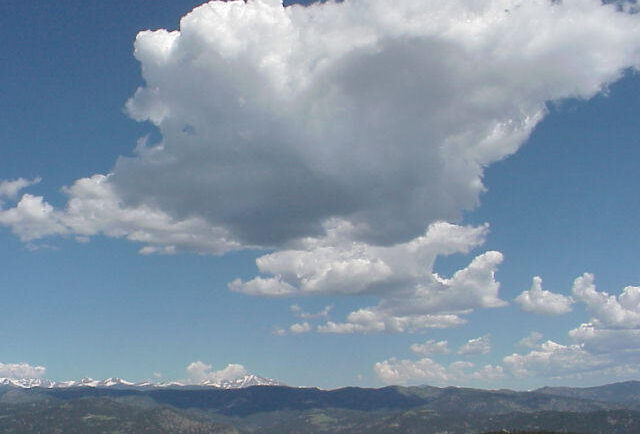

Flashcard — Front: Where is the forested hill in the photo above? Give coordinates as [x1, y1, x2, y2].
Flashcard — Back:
[1, 381, 639, 433]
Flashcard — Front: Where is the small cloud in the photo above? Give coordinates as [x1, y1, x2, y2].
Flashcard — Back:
[25, 242, 58, 252]
[272, 327, 287, 336]
[503, 340, 606, 378]
[229, 277, 296, 297]
[185, 361, 247, 384]
[410, 339, 451, 356]
[458, 335, 491, 356]
[0, 177, 41, 201]
[0, 194, 68, 241]
[374, 357, 504, 386]
[514, 276, 573, 315]
[139, 245, 177, 255]
[289, 322, 311, 334]
[317, 309, 466, 334]
[290, 304, 333, 319]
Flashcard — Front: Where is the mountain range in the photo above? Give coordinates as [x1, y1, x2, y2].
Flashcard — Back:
[0, 374, 281, 390]
[1, 379, 639, 433]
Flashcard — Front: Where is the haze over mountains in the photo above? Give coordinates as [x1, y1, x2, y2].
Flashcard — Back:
[1, 379, 640, 433]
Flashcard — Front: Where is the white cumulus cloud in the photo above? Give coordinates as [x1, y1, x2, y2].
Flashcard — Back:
[458, 334, 492, 355]
[235, 221, 505, 333]
[0, 175, 240, 253]
[503, 340, 609, 378]
[515, 276, 574, 315]
[374, 357, 504, 386]
[114, 0, 640, 248]
[569, 323, 640, 355]
[317, 310, 467, 334]
[572, 273, 640, 328]
[410, 339, 451, 356]
[504, 274, 640, 381]
[560, 274, 640, 366]
[289, 322, 312, 334]
[0, 194, 68, 241]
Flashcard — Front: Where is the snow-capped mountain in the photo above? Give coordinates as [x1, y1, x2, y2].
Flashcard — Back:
[0, 374, 282, 390]
[199, 374, 281, 389]
[0, 377, 54, 389]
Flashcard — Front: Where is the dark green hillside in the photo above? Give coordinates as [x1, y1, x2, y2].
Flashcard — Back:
[30, 384, 624, 417]
[0, 397, 237, 434]
[1, 382, 639, 433]
[473, 409, 640, 434]
[398, 386, 620, 415]
[148, 386, 427, 415]
[536, 381, 640, 406]
[481, 431, 580, 434]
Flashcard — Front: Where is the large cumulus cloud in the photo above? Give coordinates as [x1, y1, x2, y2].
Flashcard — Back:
[3, 0, 640, 252]
[116, 0, 640, 247]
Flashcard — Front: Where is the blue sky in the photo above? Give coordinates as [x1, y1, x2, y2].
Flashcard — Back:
[1, 0, 640, 390]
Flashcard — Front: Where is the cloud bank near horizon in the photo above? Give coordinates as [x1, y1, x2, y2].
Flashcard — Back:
[375, 275, 640, 385]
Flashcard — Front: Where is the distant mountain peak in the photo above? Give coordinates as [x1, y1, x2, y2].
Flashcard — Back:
[203, 373, 282, 389]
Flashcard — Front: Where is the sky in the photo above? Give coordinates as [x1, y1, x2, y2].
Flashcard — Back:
[1, 0, 640, 390]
